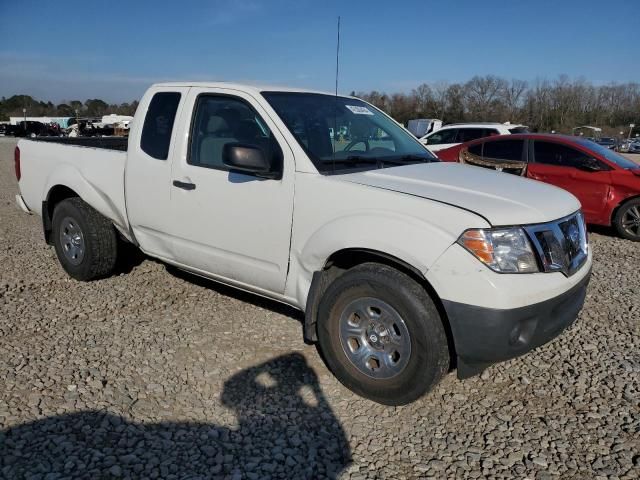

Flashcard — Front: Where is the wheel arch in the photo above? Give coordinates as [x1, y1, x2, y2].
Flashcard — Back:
[41, 162, 130, 242]
[611, 194, 640, 239]
[303, 247, 457, 367]
[42, 185, 80, 244]
[611, 194, 640, 225]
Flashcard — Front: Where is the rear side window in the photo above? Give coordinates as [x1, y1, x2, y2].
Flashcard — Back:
[140, 92, 181, 160]
[483, 139, 525, 161]
[427, 128, 457, 145]
[468, 143, 483, 156]
[534, 141, 591, 168]
[458, 128, 486, 143]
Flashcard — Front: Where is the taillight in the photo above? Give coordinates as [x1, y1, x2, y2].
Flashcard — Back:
[14, 146, 21, 181]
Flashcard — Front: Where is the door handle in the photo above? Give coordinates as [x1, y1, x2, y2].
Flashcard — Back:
[173, 180, 196, 191]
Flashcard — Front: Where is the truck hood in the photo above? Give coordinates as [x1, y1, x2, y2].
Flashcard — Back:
[337, 162, 581, 226]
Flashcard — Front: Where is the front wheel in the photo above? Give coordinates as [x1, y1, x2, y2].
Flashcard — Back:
[316, 263, 449, 405]
[52, 198, 118, 280]
[613, 198, 640, 241]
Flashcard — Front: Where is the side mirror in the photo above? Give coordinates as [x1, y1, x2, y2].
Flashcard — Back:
[223, 143, 278, 179]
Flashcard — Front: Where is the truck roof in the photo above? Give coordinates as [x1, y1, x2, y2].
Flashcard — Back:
[152, 81, 344, 97]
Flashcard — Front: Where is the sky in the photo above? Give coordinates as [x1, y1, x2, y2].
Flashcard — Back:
[0, 0, 638, 103]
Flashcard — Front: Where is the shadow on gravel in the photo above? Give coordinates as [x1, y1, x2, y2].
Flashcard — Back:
[165, 265, 304, 322]
[113, 240, 147, 275]
[1, 353, 351, 479]
[587, 224, 620, 240]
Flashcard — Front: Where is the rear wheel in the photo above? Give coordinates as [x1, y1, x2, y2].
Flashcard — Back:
[317, 263, 449, 405]
[614, 198, 640, 241]
[52, 198, 118, 280]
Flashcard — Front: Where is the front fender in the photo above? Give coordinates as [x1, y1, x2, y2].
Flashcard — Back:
[299, 211, 456, 274]
[290, 211, 462, 309]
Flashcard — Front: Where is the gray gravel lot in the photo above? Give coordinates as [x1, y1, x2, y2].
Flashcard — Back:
[0, 136, 638, 479]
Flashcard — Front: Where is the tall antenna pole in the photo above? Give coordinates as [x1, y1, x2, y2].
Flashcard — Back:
[332, 16, 341, 171]
[335, 16, 340, 97]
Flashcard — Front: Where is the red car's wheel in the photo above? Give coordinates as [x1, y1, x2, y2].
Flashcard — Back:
[614, 198, 640, 242]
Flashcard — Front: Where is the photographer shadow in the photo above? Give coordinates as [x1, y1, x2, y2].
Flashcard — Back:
[1, 353, 351, 479]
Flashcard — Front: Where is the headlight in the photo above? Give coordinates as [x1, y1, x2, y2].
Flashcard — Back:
[457, 227, 539, 273]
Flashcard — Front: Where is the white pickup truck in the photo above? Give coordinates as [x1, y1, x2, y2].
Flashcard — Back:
[15, 82, 592, 405]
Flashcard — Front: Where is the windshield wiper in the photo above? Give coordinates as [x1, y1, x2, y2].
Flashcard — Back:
[346, 155, 404, 165]
[395, 154, 436, 163]
[335, 155, 407, 167]
[328, 155, 431, 169]
[344, 155, 377, 163]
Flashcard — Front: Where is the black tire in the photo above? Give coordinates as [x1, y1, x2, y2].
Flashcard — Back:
[613, 198, 640, 242]
[316, 263, 449, 405]
[52, 198, 118, 280]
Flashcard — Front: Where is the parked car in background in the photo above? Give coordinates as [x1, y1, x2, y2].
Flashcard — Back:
[437, 134, 640, 241]
[65, 121, 115, 137]
[419, 122, 528, 153]
[0, 123, 14, 136]
[617, 140, 631, 153]
[407, 118, 442, 138]
[629, 139, 640, 153]
[595, 137, 616, 150]
[13, 121, 50, 138]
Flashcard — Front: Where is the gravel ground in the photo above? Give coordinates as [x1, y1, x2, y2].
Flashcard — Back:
[0, 136, 638, 479]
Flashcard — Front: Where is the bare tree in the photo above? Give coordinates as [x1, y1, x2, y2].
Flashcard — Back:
[502, 79, 528, 121]
[464, 75, 508, 121]
[350, 76, 638, 135]
[411, 83, 433, 116]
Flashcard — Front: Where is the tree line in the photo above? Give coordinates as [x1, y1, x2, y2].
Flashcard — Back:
[0, 95, 139, 121]
[2, 75, 639, 136]
[354, 75, 640, 136]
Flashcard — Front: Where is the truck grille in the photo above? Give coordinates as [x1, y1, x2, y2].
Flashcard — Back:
[524, 212, 588, 277]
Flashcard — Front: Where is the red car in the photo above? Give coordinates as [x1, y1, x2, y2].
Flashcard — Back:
[436, 134, 640, 241]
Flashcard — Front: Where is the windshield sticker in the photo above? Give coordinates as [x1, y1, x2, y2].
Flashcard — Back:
[345, 105, 374, 115]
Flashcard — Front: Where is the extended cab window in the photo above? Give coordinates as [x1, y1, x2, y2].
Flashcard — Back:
[427, 128, 457, 145]
[534, 141, 593, 168]
[483, 139, 525, 161]
[140, 92, 181, 160]
[188, 95, 282, 172]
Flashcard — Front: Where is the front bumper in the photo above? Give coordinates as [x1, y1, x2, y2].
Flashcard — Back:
[443, 267, 591, 379]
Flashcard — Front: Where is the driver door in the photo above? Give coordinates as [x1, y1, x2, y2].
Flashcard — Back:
[528, 140, 611, 220]
[165, 88, 295, 294]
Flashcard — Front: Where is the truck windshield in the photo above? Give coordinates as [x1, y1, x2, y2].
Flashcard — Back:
[262, 92, 437, 174]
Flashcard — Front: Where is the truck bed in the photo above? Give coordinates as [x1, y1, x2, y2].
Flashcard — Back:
[30, 136, 128, 151]
[17, 137, 130, 237]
